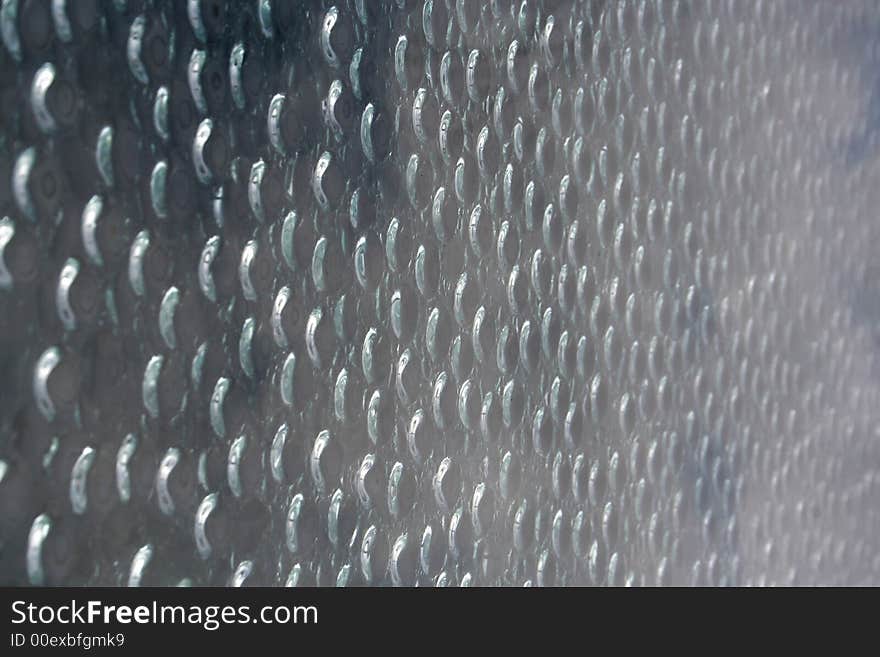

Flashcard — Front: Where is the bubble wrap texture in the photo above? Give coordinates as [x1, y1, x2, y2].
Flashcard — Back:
[1, 0, 880, 586]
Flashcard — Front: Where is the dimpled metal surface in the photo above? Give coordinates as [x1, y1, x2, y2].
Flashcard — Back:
[1, 0, 880, 587]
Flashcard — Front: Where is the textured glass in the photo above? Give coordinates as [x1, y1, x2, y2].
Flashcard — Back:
[1, 0, 879, 586]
